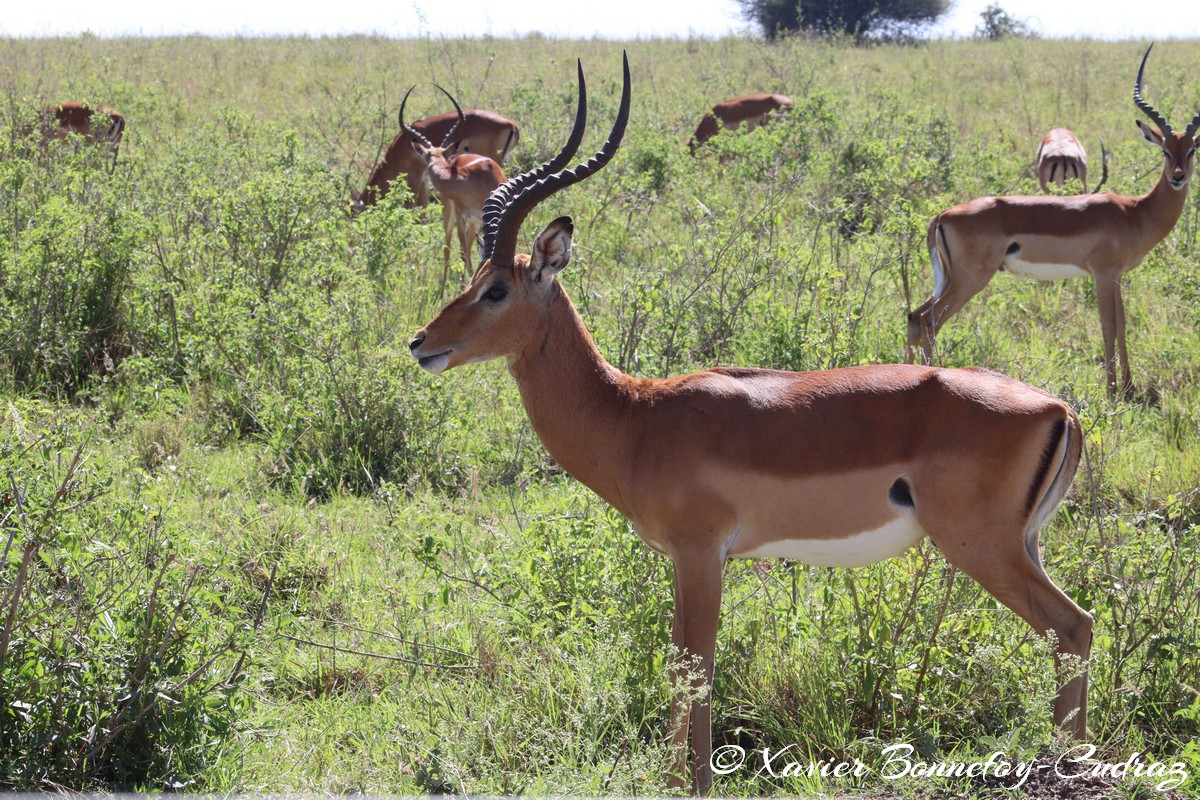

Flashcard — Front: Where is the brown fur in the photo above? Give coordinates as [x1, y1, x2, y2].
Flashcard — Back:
[1036, 127, 1088, 192]
[908, 124, 1196, 398]
[40, 101, 125, 168]
[360, 109, 517, 207]
[414, 220, 1090, 794]
[687, 93, 792, 153]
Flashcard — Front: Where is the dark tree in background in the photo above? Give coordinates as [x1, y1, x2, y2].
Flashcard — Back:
[975, 3, 1035, 39]
[739, 0, 950, 40]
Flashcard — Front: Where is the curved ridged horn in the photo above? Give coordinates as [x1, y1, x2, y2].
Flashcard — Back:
[399, 85, 436, 149]
[1134, 44, 1173, 137]
[483, 53, 629, 267]
[1185, 111, 1200, 140]
[480, 59, 590, 265]
[433, 84, 465, 148]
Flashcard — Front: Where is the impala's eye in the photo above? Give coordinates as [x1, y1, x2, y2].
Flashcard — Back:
[482, 284, 508, 303]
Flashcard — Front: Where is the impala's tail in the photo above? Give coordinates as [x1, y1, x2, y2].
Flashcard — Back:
[500, 126, 520, 163]
[906, 218, 949, 362]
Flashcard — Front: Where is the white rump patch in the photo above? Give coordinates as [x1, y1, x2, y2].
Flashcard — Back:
[932, 246, 949, 298]
[737, 512, 927, 568]
[1004, 255, 1089, 281]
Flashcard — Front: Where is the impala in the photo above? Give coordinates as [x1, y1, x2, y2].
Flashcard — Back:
[1036, 127, 1087, 191]
[687, 92, 793, 153]
[359, 102, 517, 207]
[41, 101, 125, 169]
[1036, 128, 1108, 194]
[410, 54, 1091, 795]
[908, 45, 1197, 399]
[401, 85, 506, 284]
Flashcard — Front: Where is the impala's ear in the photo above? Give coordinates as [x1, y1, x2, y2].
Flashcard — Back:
[410, 140, 431, 160]
[1138, 120, 1166, 149]
[531, 216, 573, 284]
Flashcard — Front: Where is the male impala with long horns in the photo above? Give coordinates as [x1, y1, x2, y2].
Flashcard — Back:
[411, 54, 1090, 795]
[908, 45, 1198, 399]
[400, 85, 505, 285]
[358, 102, 517, 208]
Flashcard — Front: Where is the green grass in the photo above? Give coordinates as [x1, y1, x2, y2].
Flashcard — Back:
[1, 33, 1199, 796]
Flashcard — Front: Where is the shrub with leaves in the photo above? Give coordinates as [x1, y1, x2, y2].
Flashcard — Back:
[0, 403, 250, 790]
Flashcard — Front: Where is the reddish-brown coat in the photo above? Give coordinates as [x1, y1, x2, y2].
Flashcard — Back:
[1036, 127, 1088, 191]
[687, 92, 793, 153]
[410, 59, 1090, 795]
[41, 101, 125, 165]
[361, 109, 517, 206]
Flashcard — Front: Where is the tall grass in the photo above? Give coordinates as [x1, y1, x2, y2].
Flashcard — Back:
[1, 33, 1198, 795]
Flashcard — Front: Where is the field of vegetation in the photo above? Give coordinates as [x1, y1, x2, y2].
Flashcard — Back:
[1, 33, 1199, 796]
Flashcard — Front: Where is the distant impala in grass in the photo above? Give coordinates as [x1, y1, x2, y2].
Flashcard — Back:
[400, 84, 506, 285]
[1036, 127, 1089, 191]
[357, 101, 517, 208]
[40, 101, 125, 170]
[687, 92, 792, 154]
[908, 45, 1197, 399]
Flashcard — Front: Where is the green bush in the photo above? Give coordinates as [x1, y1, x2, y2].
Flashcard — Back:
[259, 349, 468, 497]
[0, 403, 249, 789]
[0, 144, 148, 396]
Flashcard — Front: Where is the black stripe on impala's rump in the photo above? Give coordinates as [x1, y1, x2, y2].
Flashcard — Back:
[1026, 418, 1067, 517]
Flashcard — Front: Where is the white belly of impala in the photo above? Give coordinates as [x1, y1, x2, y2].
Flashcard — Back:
[1004, 255, 1089, 281]
[736, 512, 927, 568]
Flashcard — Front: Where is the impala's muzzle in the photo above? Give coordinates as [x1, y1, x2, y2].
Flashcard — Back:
[409, 332, 452, 374]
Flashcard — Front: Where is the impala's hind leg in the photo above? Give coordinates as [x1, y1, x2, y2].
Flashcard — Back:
[920, 417, 1091, 737]
[921, 443, 1094, 738]
[907, 221, 1001, 364]
[907, 279, 988, 365]
[949, 537, 1090, 734]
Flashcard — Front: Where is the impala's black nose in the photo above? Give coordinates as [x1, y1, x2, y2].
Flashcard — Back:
[409, 333, 424, 352]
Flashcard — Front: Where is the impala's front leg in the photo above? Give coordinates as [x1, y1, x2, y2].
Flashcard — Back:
[456, 211, 480, 279]
[1095, 275, 1135, 399]
[1112, 281, 1134, 399]
[667, 548, 725, 795]
[440, 199, 455, 286]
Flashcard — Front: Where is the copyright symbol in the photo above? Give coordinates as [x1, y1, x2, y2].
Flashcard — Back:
[711, 744, 746, 775]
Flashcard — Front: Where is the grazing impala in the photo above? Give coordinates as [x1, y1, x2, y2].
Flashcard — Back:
[411, 54, 1090, 795]
[359, 103, 517, 208]
[401, 85, 506, 284]
[1036, 128, 1088, 191]
[908, 45, 1197, 399]
[687, 92, 793, 153]
[1036, 128, 1108, 194]
[41, 101, 125, 169]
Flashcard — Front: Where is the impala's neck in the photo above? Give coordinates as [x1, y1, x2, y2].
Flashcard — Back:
[1135, 159, 1190, 242]
[506, 282, 638, 515]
